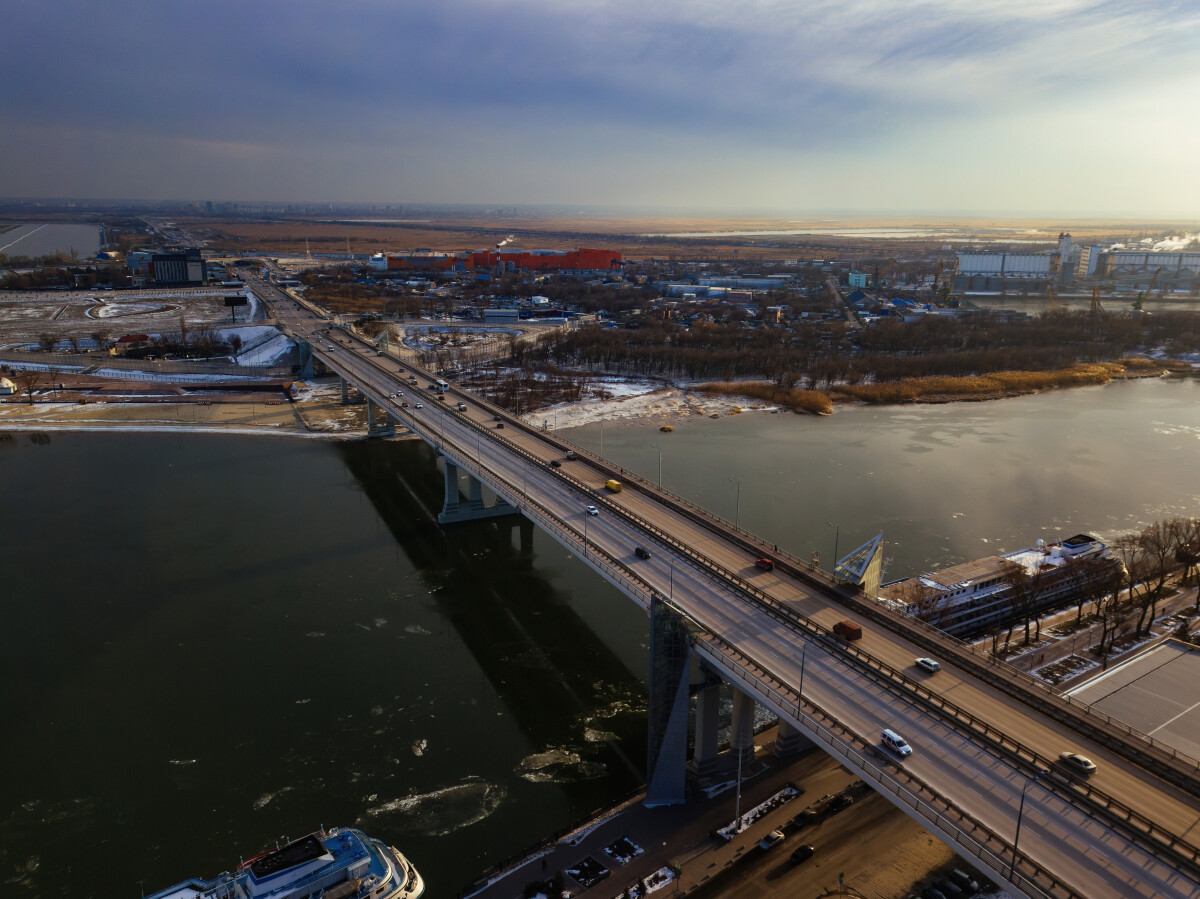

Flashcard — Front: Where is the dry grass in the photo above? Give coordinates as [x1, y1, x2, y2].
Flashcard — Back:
[694, 381, 834, 414]
[831, 362, 1130, 405]
[696, 360, 1166, 412]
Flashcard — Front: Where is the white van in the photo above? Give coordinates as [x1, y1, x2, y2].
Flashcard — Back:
[881, 729, 912, 758]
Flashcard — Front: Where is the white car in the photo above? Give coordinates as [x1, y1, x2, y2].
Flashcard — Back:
[415, 402, 423, 409]
[915, 657, 941, 673]
[585, 505, 599, 516]
[759, 830, 785, 850]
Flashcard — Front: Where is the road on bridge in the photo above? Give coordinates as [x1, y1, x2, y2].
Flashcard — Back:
[249, 268, 1200, 899]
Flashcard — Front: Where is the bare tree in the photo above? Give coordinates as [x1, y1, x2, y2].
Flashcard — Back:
[12, 369, 44, 404]
[38, 332, 57, 352]
[895, 579, 944, 627]
[1136, 520, 1181, 633]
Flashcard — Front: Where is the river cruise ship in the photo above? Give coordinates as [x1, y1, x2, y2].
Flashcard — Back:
[879, 533, 1119, 637]
[145, 826, 424, 899]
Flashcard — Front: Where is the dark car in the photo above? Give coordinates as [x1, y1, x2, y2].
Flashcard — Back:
[635, 547, 652, 560]
[755, 558, 774, 571]
[922, 889, 948, 899]
[827, 794, 853, 813]
[790, 808, 818, 828]
[790, 844, 815, 864]
[549, 460, 562, 468]
[496, 422, 504, 428]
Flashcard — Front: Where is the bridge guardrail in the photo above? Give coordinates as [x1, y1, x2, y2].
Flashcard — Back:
[265, 295, 1200, 876]
[693, 631, 1083, 899]
[511, 414, 1200, 792]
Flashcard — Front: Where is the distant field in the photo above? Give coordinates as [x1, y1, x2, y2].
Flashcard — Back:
[185, 213, 1185, 262]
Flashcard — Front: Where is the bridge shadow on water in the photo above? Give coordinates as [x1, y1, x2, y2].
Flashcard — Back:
[336, 438, 650, 788]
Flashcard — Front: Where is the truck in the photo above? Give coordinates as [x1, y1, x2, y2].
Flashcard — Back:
[833, 620, 862, 641]
[604, 479, 622, 493]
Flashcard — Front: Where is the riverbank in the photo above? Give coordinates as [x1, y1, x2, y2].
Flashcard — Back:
[0, 380, 372, 436]
[524, 359, 1190, 431]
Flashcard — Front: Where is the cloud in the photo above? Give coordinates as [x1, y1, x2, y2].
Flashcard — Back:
[2, 0, 1198, 213]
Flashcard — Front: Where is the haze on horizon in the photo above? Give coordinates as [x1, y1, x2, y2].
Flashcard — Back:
[2, 0, 1198, 219]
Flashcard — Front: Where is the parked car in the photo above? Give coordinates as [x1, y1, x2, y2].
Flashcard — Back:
[758, 830, 785, 850]
[634, 546, 652, 560]
[827, 794, 853, 813]
[790, 844, 815, 863]
[915, 657, 941, 673]
[1058, 752, 1097, 775]
[790, 809, 818, 828]
[586, 505, 599, 516]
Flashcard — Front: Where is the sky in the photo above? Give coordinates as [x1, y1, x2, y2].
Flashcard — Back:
[2, 0, 1199, 217]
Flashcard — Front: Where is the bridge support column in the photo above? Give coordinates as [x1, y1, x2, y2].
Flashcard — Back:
[773, 719, 813, 758]
[691, 683, 720, 778]
[437, 463, 518, 525]
[519, 518, 535, 556]
[645, 596, 691, 807]
[441, 462, 461, 518]
[366, 399, 395, 438]
[340, 376, 350, 405]
[297, 340, 314, 380]
[730, 688, 756, 769]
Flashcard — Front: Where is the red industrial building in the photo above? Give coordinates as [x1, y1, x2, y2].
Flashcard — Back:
[369, 247, 621, 273]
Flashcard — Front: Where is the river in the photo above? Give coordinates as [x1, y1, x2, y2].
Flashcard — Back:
[0, 223, 101, 259]
[2, 377, 1200, 897]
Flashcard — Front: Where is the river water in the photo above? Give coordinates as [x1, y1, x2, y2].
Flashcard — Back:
[3, 377, 1200, 897]
[0, 223, 101, 259]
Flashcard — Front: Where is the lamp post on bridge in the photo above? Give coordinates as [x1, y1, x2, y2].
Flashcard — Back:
[799, 640, 809, 697]
[826, 521, 840, 576]
[1009, 769, 1048, 881]
[728, 477, 741, 531]
[582, 506, 589, 560]
[649, 443, 663, 488]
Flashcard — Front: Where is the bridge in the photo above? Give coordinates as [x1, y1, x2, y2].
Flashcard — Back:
[249, 269, 1200, 899]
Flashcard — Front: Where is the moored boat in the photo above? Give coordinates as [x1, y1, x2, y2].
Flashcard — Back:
[145, 826, 424, 899]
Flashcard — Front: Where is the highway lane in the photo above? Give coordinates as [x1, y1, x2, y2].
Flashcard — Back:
[251, 272, 1200, 895]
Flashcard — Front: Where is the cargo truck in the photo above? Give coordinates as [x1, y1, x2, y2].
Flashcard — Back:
[605, 479, 622, 493]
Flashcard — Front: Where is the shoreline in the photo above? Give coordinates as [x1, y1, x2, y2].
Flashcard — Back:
[0, 366, 1191, 438]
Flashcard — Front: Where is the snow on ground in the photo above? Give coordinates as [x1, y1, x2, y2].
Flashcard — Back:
[526, 378, 781, 430]
[236, 332, 293, 365]
[90, 369, 269, 383]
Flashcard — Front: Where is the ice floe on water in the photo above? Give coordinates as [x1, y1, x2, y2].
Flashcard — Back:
[517, 748, 607, 783]
[252, 786, 293, 811]
[411, 738, 427, 757]
[584, 728, 619, 743]
[403, 624, 431, 636]
[168, 759, 197, 766]
[363, 779, 504, 836]
[370, 705, 384, 717]
[372, 618, 387, 628]
[306, 631, 325, 638]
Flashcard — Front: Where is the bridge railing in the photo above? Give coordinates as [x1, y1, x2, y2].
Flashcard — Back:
[692, 631, 1083, 899]
[502, 414, 1200, 786]
[291, 305, 1200, 803]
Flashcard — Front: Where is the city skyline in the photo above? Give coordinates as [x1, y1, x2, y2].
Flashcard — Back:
[2, 0, 1199, 217]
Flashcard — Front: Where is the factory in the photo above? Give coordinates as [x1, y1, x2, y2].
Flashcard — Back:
[956, 232, 1200, 292]
[368, 247, 622, 274]
[125, 247, 207, 285]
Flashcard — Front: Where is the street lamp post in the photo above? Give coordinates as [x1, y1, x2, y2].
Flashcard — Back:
[827, 521, 840, 575]
[728, 477, 741, 531]
[1009, 770, 1048, 881]
[582, 507, 589, 560]
[799, 641, 809, 696]
[650, 443, 662, 487]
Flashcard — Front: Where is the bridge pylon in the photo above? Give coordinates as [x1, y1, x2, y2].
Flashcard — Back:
[437, 460, 519, 524]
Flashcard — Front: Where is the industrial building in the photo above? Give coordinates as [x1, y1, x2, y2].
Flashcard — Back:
[126, 247, 206, 285]
[956, 232, 1200, 292]
[368, 247, 622, 274]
